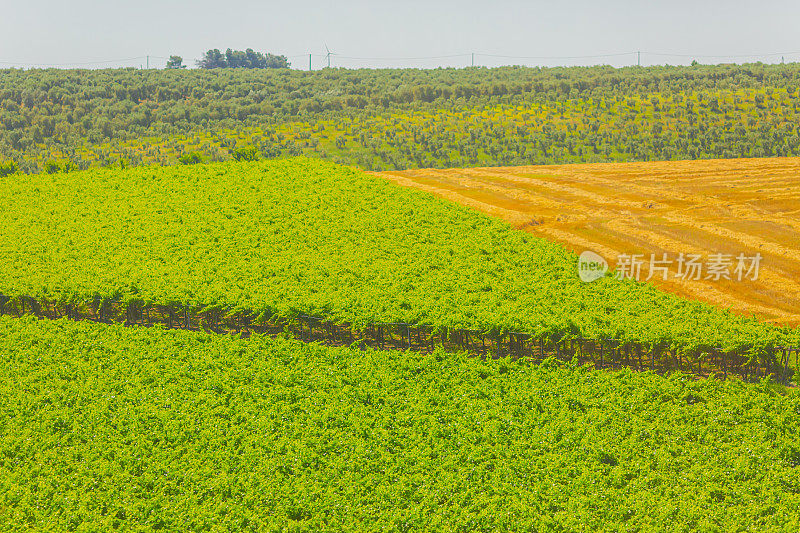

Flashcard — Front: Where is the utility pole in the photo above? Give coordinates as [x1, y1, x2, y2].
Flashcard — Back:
[637, 50, 640, 67]
[309, 53, 312, 71]
[146, 55, 149, 69]
[471, 52, 474, 67]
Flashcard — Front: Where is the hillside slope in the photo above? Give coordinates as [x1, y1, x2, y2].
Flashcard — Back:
[0, 158, 796, 355]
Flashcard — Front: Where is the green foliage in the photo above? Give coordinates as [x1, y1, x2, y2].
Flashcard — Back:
[165, 55, 186, 69]
[4, 63, 800, 172]
[0, 160, 19, 177]
[0, 158, 795, 354]
[43, 159, 61, 174]
[178, 151, 204, 165]
[1, 316, 799, 531]
[197, 48, 290, 69]
[231, 145, 259, 161]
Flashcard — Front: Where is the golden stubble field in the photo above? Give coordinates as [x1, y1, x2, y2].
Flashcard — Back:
[376, 157, 800, 326]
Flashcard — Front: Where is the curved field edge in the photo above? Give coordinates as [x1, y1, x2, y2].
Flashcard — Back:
[1, 316, 800, 531]
[0, 157, 797, 356]
[376, 157, 800, 326]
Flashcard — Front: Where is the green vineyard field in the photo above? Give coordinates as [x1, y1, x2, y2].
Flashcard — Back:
[0, 158, 797, 363]
[1, 316, 799, 531]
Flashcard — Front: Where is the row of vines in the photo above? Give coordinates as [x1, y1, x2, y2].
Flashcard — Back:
[1, 294, 795, 382]
[3, 316, 800, 529]
[0, 158, 797, 368]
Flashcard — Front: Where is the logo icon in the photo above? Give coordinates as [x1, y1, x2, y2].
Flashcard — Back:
[578, 250, 608, 282]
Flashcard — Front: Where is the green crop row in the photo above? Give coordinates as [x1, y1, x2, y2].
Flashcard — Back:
[1, 316, 799, 531]
[0, 157, 796, 355]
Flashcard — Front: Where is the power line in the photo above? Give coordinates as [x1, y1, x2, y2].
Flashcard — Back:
[643, 50, 800, 59]
[476, 51, 635, 60]
[0, 56, 147, 66]
[3, 50, 800, 69]
[333, 53, 470, 61]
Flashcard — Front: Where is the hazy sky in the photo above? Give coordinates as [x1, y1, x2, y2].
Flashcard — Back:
[2, 0, 799, 70]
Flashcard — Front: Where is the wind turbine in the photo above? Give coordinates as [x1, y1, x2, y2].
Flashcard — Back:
[324, 44, 333, 68]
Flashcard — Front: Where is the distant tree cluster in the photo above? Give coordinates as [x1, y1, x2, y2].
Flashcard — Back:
[197, 49, 290, 69]
[165, 56, 186, 69]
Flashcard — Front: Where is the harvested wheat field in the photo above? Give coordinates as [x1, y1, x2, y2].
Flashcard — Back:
[377, 157, 800, 326]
